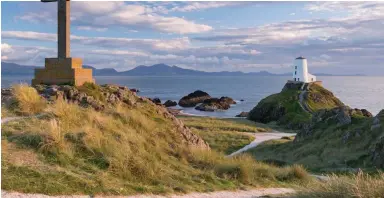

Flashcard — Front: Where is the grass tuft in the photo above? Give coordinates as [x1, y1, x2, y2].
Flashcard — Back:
[11, 83, 46, 115]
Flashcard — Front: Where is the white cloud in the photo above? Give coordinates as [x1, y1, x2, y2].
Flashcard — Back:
[170, 2, 247, 12]
[2, 31, 191, 51]
[17, 2, 213, 34]
[2, 31, 56, 42]
[1, 43, 14, 54]
[77, 26, 107, 32]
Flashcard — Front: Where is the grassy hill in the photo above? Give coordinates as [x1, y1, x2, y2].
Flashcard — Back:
[247, 82, 344, 130]
[1, 84, 309, 196]
[246, 82, 383, 172]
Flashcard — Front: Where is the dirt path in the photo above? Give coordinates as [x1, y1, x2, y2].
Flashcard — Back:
[298, 84, 312, 114]
[1, 114, 46, 124]
[1, 188, 295, 198]
[228, 131, 296, 157]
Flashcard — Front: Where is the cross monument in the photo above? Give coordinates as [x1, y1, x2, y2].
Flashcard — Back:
[32, 0, 94, 86]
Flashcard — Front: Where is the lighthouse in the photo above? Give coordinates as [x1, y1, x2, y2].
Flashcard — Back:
[292, 56, 316, 83]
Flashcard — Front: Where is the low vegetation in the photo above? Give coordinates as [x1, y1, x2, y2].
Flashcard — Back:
[248, 116, 382, 172]
[296, 172, 384, 198]
[8, 84, 47, 115]
[179, 116, 268, 154]
[1, 84, 310, 196]
[248, 83, 345, 130]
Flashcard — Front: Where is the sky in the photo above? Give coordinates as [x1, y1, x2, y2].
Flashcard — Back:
[1, 1, 384, 75]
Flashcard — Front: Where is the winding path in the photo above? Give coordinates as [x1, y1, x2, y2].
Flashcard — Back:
[1, 188, 295, 198]
[228, 131, 296, 157]
[1, 114, 46, 124]
[298, 83, 312, 114]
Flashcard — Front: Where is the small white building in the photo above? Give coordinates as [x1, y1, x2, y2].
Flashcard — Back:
[292, 56, 316, 83]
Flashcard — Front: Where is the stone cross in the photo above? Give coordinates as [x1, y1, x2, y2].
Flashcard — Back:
[32, 0, 94, 86]
[42, 0, 70, 58]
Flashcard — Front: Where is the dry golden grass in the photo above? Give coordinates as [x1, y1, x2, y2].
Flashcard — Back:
[296, 172, 384, 198]
[2, 84, 311, 195]
[11, 83, 46, 115]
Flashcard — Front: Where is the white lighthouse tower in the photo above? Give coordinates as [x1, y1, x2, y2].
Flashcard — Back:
[292, 56, 316, 83]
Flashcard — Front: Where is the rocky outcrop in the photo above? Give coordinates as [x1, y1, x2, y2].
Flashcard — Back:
[248, 82, 352, 130]
[195, 97, 235, 112]
[33, 84, 138, 111]
[145, 98, 210, 149]
[178, 90, 211, 107]
[295, 106, 373, 142]
[247, 94, 288, 124]
[371, 109, 384, 130]
[372, 136, 384, 168]
[235, 112, 249, 117]
[163, 100, 177, 107]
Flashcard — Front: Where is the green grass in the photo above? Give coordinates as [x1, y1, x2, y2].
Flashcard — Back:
[179, 116, 269, 154]
[305, 84, 344, 112]
[247, 116, 382, 172]
[248, 88, 312, 130]
[1, 84, 311, 196]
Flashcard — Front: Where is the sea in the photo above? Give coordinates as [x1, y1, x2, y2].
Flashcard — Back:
[2, 75, 384, 117]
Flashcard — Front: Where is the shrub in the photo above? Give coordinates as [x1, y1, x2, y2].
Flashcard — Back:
[11, 83, 46, 115]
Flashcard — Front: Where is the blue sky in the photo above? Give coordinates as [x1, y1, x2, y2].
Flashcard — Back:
[2, 1, 384, 75]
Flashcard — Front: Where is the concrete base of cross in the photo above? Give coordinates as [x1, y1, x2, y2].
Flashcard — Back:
[32, 57, 95, 86]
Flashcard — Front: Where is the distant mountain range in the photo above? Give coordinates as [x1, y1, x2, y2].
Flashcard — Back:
[1, 62, 364, 77]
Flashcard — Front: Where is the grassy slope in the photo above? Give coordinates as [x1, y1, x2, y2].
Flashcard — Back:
[248, 83, 344, 130]
[248, 88, 311, 129]
[1, 84, 309, 196]
[304, 83, 344, 112]
[179, 116, 268, 155]
[248, 113, 383, 172]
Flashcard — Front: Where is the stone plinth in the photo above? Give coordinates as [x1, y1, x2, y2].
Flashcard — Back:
[32, 57, 94, 86]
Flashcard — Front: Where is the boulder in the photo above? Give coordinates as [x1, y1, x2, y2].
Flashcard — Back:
[150, 97, 162, 105]
[163, 100, 177, 107]
[235, 111, 249, 117]
[195, 97, 232, 112]
[130, 88, 140, 93]
[178, 90, 211, 107]
[219, 96, 236, 104]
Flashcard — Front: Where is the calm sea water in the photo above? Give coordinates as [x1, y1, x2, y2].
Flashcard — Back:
[2, 75, 384, 117]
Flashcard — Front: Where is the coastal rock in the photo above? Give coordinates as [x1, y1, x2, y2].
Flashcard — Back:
[219, 96, 236, 104]
[195, 97, 234, 112]
[235, 111, 249, 117]
[150, 97, 162, 105]
[178, 90, 211, 107]
[163, 100, 177, 107]
[130, 88, 140, 93]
